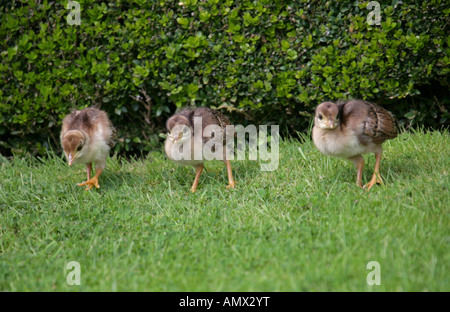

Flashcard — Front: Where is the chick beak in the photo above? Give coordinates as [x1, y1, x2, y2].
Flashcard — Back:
[327, 120, 334, 128]
[68, 153, 74, 166]
[173, 133, 182, 143]
[326, 119, 337, 129]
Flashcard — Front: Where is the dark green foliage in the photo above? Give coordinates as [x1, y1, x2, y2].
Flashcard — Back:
[1, 0, 449, 156]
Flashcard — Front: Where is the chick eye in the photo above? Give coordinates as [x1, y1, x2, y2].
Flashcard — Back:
[318, 114, 323, 120]
[76, 145, 82, 152]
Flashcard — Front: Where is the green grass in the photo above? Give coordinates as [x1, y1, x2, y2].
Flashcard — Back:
[0, 130, 449, 291]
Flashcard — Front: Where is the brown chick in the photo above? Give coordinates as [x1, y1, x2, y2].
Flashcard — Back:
[312, 100, 397, 190]
[164, 107, 236, 192]
[60, 107, 115, 190]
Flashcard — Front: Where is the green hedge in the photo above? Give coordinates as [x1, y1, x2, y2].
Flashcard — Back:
[1, 0, 449, 156]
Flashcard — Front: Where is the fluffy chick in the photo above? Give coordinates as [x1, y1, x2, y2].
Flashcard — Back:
[164, 107, 236, 192]
[60, 107, 115, 190]
[312, 100, 397, 190]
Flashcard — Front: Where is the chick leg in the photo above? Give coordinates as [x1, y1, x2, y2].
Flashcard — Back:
[349, 155, 364, 188]
[86, 163, 92, 181]
[225, 160, 236, 189]
[78, 168, 102, 191]
[364, 151, 384, 191]
[190, 164, 204, 193]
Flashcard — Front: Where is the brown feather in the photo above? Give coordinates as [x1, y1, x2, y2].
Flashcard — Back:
[339, 100, 397, 146]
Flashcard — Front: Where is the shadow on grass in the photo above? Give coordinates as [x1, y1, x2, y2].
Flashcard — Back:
[98, 152, 431, 193]
[158, 159, 262, 193]
[98, 170, 154, 192]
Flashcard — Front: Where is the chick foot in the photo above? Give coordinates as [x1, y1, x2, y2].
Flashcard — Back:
[363, 152, 384, 191]
[363, 172, 384, 191]
[226, 181, 236, 189]
[77, 169, 102, 191]
[77, 177, 100, 191]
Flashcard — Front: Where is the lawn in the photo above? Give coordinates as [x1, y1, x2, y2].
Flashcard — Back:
[0, 129, 448, 291]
